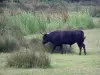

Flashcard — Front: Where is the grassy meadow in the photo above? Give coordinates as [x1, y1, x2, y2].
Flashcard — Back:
[0, 1, 100, 75]
[12, 11, 96, 33]
[0, 28, 100, 75]
[1, 10, 97, 35]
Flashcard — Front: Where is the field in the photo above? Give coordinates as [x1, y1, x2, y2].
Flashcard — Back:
[0, 0, 100, 75]
[0, 28, 100, 75]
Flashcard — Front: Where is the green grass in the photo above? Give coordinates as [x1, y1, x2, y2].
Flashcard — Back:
[46, 11, 95, 30]
[66, 12, 94, 29]
[9, 12, 47, 35]
[0, 28, 100, 75]
[4, 11, 96, 35]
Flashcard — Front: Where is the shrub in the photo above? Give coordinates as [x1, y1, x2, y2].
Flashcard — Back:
[9, 12, 47, 35]
[0, 14, 25, 52]
[0, 8, 4, 14]
[7, 34, 50, 68]
[6, 11, 96, 35]
[66, 12, 94, 29]
[7, 48, 50, 68]
[89, 6, 100, 17]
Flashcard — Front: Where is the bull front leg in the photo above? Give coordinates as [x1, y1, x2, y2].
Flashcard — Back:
[60, 45, 63, 54]
[79, 46, 82, 55]
[51, 45, 56, 54]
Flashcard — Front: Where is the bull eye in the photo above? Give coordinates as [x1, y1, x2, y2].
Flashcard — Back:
[43, 34, 47, 38]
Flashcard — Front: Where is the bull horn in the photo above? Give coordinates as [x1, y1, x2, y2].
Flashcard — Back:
[40, 32, 45, 35]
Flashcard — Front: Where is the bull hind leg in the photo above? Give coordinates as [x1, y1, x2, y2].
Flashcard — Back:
[82, 43, 86, 55]
[79, 46, 82, 55]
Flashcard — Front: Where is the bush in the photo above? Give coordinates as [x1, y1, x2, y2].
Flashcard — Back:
[0, 14, 25, 52]
[6, 11, 96, 35]
[66, 12, 94, 29]
[7, 48, 50, 68]
[6, 34, 50, 68]
[9, 12, 47, 35]
[45, 11, 95, 31]
[89, 6, 100, 17]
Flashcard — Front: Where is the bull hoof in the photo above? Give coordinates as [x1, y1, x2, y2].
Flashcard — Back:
[79, 53, 81, 55]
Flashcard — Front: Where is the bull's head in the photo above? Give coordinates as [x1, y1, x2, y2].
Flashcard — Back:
[42, 34, 49, 45]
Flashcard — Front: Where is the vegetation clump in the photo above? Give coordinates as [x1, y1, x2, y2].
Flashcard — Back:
[7, 48, 50, 68]
[0, 15, 25, 52]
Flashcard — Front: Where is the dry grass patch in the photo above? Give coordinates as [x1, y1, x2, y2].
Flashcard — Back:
[7, 49, 50, 68]
[0, 14, 25, 52]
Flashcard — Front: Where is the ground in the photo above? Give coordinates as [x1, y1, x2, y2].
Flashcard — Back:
[0, 28, 100, 75]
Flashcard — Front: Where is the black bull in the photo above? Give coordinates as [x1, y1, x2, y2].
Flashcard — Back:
[42, 30, 86, 55]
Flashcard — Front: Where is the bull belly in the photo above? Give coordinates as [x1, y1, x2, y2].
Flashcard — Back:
[62, 41, 75, 45]
[51, 40, 75, 45]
